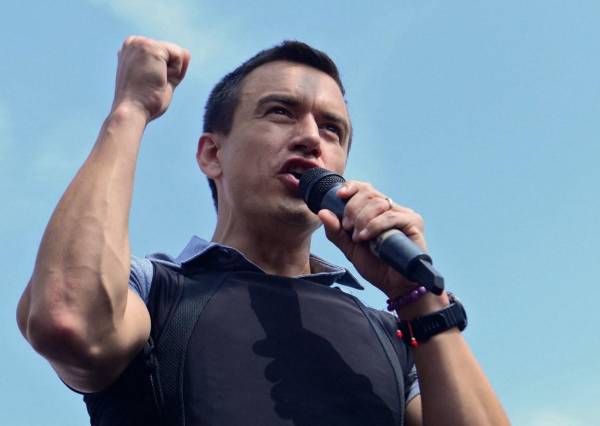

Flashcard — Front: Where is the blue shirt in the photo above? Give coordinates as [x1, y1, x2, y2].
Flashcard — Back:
[129, 236, 364, 303]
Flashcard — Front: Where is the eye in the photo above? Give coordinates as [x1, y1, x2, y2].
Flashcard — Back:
[322, 123, 342, 139]
[267, 106, 292, 117]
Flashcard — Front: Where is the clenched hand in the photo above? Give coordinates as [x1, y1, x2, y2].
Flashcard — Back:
[111, 35, 190, 122]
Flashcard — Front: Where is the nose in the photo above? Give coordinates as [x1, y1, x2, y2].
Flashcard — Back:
[289, 115, 321, 157]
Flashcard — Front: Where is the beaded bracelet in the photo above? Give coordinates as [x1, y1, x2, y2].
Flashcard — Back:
[386, 286, 427, 312]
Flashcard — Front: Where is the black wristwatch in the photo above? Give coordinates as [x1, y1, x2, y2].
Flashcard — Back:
[397, 293, 467, 347]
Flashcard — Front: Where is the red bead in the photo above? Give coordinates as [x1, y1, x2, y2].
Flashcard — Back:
[396, 329, 403, 338]
[410, 338, 418, 348]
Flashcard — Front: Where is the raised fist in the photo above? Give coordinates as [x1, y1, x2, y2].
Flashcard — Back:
[111, 36, 190, 121]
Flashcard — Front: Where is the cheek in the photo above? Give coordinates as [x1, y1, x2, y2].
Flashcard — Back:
[325, 147, 348, 174]
[232, 149, 276, 183]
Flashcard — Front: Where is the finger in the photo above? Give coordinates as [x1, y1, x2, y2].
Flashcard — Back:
[334, 184, 356, 230]
[180, 49, 191, 81]
[338, 182, 384, 230]
[318, 209, 341, 233]
[351, 198, 419, 238]
[355, 210, 427, 251]
[161, 41, 189, 87]
[350, 197, 391, 239]
[171, 48, 191, 85]
[335, 182, 359, 201]
[317, 209, 356, 259]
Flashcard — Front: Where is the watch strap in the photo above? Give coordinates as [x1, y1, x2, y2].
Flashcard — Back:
[397, 294, 467, 347]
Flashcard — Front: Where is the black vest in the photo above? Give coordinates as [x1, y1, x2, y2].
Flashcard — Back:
[84, 261, 414, 425]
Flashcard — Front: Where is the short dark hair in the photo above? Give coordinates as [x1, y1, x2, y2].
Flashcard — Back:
[202, 40, 348, 210]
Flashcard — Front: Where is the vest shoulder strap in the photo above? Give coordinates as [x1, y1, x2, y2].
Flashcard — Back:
[146, 262, 229, 426]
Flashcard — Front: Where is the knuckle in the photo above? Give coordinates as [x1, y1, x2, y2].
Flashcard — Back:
[412, 212, 425, 229]
[355, 215, 367, 230]
[349, 180, 370, 191]
[363, 218, 378, 234]
[343, 181, 356, 193]
[123, 35, 149, 52]
[380, 197, 390, 209]
[124, 35, 140, 46]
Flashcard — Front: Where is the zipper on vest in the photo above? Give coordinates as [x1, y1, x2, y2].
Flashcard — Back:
[148, 370, 162, 414]
[144, 339, 165, 419]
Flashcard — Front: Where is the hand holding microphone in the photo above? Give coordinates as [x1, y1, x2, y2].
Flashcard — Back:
[300, 168, 444, 296]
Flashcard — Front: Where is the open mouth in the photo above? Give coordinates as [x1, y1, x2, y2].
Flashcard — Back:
[288, 170, 303, 180]
[280, 158, 319, 180]
[278, 158, 320, 193]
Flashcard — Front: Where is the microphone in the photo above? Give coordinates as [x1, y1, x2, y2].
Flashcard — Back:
[300, 168, 444, 295]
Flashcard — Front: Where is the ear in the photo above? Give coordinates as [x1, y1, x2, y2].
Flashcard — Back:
[197, 133, 222, 179]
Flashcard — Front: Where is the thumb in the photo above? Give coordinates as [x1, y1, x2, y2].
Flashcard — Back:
[165, 45, 190, 87]
[317, 209, 355, 257]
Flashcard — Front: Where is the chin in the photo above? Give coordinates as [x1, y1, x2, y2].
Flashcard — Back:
[278, 201, 320, 228]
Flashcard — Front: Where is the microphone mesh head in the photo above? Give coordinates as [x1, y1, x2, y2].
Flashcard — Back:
[299, 167, 345, 214]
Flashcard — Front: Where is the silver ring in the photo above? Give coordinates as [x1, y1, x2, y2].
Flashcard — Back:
[384, 196, 393, 210]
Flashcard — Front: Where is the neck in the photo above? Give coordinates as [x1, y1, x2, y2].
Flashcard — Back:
[212, 210, 317, 277]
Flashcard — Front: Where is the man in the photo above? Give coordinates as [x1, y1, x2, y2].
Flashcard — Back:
[17, 36, 509, 425]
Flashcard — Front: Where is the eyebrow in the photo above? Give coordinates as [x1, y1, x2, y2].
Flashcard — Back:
[255, 93, 350, 139]
[255, 93, 301, 110]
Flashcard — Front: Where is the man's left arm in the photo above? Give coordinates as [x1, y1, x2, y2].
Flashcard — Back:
[403, 328, 508, 426]
[318, 181, 510, 426]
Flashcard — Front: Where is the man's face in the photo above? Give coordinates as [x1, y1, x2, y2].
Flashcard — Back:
[213, 60, 351, 228]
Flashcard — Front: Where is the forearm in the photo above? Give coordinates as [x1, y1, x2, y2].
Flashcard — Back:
[21, 103, 147, 360]
[411, 330, 509, 426]
[399, 291, 510, 426]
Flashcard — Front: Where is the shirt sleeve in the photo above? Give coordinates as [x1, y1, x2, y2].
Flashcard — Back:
[129, 255, 154, 304]
[404, 363, 420, 404]
[367, 307, 421, 405]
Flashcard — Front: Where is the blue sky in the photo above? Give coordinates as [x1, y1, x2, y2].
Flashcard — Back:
[2, 1, 599, 425]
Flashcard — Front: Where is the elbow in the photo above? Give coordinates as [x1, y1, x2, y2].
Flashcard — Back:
[18, 274, 135, 392]
[24, 312, 122, 393]
[25, 311, 78, 357]
[16, 284, 32, 340]
[17, 280, 84, 360]
[24, 310, 103, 368]
[19, 273, 121, 367]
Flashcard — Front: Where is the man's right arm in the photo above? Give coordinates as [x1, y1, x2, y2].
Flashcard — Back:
[16, 36, 190, 393]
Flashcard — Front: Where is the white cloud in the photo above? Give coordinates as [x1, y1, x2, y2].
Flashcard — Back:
[87, 0, 238, 71]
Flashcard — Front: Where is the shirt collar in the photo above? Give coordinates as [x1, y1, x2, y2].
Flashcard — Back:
[172, 236, 363, 290]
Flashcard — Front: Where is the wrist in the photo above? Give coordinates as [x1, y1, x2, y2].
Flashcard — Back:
[97, 101, 148, 155]
[110, 100, 152, 126]
[395, 291, 450, 321]
[395, 292, 468, 348]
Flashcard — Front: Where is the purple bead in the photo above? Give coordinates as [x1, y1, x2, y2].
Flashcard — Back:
[387, 286, 430, 312]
